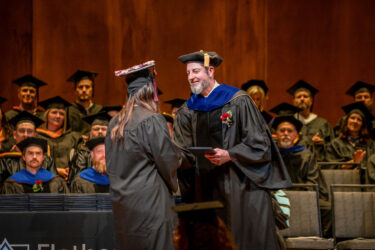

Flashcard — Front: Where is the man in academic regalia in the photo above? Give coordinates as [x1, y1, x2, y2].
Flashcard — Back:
[334, 81, 375, 137]
[173, 50, 291, 250]
[1, 137, 68, 194]
[5, 75, 47, 122]
[70, 136, 108, 193]
[287, 80, 334, 161]
[271, 102, 331, 236]
[68, 111, 111, 184]
[0, 111, 57, 185]
[66, 70, 103, 134]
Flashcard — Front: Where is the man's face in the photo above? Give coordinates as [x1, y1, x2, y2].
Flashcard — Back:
[17, 86, 37, 106]
[354, 92, 373, 110]
[13, 122, 36, 143]
[22, 146, 44, 170]
[47, 108, 65, 129]
[90, 125, 108, 138]
[186, 63, 213, 94]
[347, 113, 363, 133]
[75, 79, 93, 102]
[276, 122, 298, 149]
[293, 91, 312, 111]
[90, 144, 106, 174]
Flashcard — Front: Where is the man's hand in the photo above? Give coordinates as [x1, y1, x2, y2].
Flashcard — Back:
[204, 148, 232, 166]
[312, 132, 323, 144]
[57, 167, 69, 181]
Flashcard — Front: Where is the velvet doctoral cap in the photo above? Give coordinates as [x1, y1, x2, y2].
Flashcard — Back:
[178, 50, 223, 67]
[346, 81, 375, 97]
[286, 80, 318, 97]
[241, 79, 269, 95]
[17, 137, 48, 153]
[38, 96, 71, 110]
[12, 75, 47, 89]
[86, 136, 105, 151]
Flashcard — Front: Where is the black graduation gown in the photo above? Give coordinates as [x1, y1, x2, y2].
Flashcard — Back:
[105, 106, 180, 250]
[70, 175, 109, 193]
[68, 143, 91, 184]
[280, 147, 328, 201]
[67, 102, 102, 134]
[173, 89, 291, 250]
[1, 176, 69, 194]
[0, 152, 57, 185]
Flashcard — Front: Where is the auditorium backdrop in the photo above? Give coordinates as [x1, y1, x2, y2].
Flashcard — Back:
[1, 0, 375, 125]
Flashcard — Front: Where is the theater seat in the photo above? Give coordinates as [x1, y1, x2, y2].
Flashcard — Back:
[321, 169, 361, 201]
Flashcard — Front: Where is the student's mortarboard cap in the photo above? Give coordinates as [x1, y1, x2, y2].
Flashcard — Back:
[241, 80, 269, 94]
[270, 102, 302, 116]
[270, 103, 303, 132]
[8, 111, 44, 128]
[342, 102, 373, 128]
[0, 96, 7, 105]
[67, 70, 98, 83]
[178, 50, 223, 67]
[165, 98, 186, 109]
[114, 60, 156, 96]
[162, 112, 174, 123]
[82, 111, 111, 126]
[12, 75, 47, 89]
[172, 201, 224, 220]
[17, 137, 47, 153]
[286, 80, 318, 97]
[86, 136, 105, 151]
[101, 105, 123, 113]
[345, 81, 375, 97]
[38, 96, 71, 110]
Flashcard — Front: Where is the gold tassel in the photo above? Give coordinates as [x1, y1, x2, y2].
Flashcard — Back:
[204, 53, 210, 67]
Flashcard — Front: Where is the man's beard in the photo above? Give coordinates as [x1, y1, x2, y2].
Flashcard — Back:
[78, 94, 90, 102]
[279, 136, 293, 148]
[93, 160, 106, 174]
[297, 102, 310, 111]
[190, 80, 210, 95]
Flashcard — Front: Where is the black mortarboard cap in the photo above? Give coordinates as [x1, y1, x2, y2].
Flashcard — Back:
[17, 137, 47, 153]
[173, 201, 223, 219]
[12, 75, 47, 89]
[178, 50, 223, 67]
[165, 98, 186, 109]
[0, 96, 7, 105]
[270, 102, 302, 116]
[115, 60, 156, 96]
[86, 136, 105, 151]
[342, 102, 373, 128]
[162, 112, 174, 123]
[345, 81, 375, 97]
[38, 96, 71, 110]
[8, 111, 44, 128]
[67, 70, 98, 83]
[241, 79, 269, 94]
[82, 111, 111, 126]
[272, 116, 303, 133]
[101, 105, 123, 113]
[286, 80, 318, 97]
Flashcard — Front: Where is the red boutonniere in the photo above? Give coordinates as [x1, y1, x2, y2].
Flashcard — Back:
[32, 180, 44, 192]
[221, 110, 233, 127]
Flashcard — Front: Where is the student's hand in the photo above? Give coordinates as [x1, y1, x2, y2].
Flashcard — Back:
[57, 167, 69, 181]
[312, 132, 323, 144]
[205, 148, 232, 166]
[353, 149, 366, 163]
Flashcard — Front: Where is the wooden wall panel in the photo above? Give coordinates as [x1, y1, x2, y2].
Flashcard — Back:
[0, 0, 32, 111]
[0, 0, 375, 125]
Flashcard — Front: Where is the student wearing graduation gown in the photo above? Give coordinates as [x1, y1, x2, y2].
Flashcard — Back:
[0, 96, 12, 153]
[1, 137, 68, 194]
[0, 111, 57, 185]
[325, 102, 375, 183]
[5, 75, 46, 122]
[287, 80, 334, 162]
[241, 79, 274, 126]
[334, 81, 375, 137]
[68, 111, 110, 184]
[66, 70, 103, 135]
[106, 60, 181, 250]
[36, 96, 81, 181]
[70, 137, 109, 193]
[174, 51, 291, 250]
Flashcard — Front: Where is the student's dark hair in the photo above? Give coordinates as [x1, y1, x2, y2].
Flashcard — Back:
[110, 82, 158, 143]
